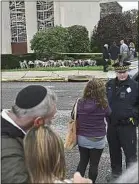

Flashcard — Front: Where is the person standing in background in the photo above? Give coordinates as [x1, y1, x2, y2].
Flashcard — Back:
[120, 40, 129, 62]
[109, 42, 120, 65]
[103, 44, 110, 72]
[129, 42, 136, 60]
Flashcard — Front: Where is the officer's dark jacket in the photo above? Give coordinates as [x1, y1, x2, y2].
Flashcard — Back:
[106, 76, 139, 125]
[1, 116, 28, 183]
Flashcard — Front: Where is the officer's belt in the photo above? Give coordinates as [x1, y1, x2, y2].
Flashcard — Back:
[117, 119, 133, 126]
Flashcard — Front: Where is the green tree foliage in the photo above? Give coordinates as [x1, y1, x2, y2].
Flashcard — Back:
[67, 25, 90, 53]
[90, 26, 102, 53]
[30, 26, 70, 59]
[91, 13, 133, 50]
[123, 9, 138, 24]
[123, 9, 138, 50]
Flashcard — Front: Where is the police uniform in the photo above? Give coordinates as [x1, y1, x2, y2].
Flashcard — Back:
[106, 61, 139, 178]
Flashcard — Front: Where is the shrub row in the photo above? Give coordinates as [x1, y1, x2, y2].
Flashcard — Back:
[1, 53, 104, 69]
[1, 53, 36, 69]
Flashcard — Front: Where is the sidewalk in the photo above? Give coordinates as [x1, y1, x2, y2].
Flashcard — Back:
[1, 70, 115, 82]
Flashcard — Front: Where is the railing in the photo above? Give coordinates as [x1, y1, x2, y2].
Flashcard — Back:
[55, 52, 103, 55]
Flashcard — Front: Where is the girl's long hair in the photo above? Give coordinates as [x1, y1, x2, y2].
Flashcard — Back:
[83, 78, 108, 108]
[24, 125, 66, 183]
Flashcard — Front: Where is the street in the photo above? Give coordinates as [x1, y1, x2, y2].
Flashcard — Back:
[2, 81, 123, 183]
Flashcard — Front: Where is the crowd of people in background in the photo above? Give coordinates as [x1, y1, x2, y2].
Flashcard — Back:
[103, 39, 137, 72]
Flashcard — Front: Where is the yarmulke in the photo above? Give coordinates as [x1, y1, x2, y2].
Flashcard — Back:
[15, 85, 47, 109]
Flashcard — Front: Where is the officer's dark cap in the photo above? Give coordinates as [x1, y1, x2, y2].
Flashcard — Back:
[112, 61, 131, 72]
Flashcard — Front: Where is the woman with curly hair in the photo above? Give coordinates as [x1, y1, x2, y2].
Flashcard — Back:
[72, 78, 111, 183]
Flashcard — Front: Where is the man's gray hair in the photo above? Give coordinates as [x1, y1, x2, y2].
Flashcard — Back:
[104, 44, 108, 48]
[116, 162, 138, 183]
[12, 87, 57, 118]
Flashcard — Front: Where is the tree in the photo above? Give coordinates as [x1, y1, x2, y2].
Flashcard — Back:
[123, 9, 138, 24]
[67, 25, 90, 53]
[123, 9, 138, 49]
[90, 26, 102, 53]
[91, 13, 133, 49]
[31, 26, 70, 59]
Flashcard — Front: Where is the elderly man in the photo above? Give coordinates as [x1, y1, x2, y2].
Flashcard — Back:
[120, 40, 129, 62]
[106, 60, 138, 182]
[1, 85, 91, 183]
[103, 44, 110, 72]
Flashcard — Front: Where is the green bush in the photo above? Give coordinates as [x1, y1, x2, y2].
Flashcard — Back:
[96, 58, 111, 66]
[68, 25, 90, 53]
[31, 26, 70, 59]
[95, 58, 104, 66]
[18, 53, 36, 61]
[1, 53, 36, 69]
[1, 54, 20, 69]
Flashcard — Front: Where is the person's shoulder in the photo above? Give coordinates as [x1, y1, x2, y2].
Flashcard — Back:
[128, 77, 138, 89]
[2, 136, 24, 156]
[128, 77, 138, 85]
[106, 79, 115, 86]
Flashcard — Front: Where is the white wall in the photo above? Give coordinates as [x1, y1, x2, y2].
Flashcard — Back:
[1, 0, 104, 54]
[1, 1, 12, 54]
[54, 1, 100, 38]
[54, 1, 61, 26]
[25, 1, 38, 53]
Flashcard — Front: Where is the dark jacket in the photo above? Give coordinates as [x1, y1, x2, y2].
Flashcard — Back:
[72, 98, 111, 137]
[103, 47, 110, 60]
[106, 76, 139, 125]
[109, 45, 120, 60]
[1, 117, 28, 183]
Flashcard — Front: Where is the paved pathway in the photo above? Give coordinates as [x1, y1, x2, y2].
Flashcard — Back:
[2, 70, 114, 82]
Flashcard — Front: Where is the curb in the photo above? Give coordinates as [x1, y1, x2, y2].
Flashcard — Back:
[2, 77, 108, 82]
[2, 77, 67, 82]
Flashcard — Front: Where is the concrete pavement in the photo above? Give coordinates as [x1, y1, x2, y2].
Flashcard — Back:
[2, 70, 114, 82]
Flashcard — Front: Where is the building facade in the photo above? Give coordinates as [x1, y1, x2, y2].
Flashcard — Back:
[100, 1, 122, 19]
[1, 0, 113, 55]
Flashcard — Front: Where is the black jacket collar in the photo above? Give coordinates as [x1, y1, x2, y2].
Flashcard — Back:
[115, 76, 131, 86]
[1, 117, 25, 139]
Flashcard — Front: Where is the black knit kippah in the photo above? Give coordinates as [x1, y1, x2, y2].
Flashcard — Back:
[15, 85, 47, 109]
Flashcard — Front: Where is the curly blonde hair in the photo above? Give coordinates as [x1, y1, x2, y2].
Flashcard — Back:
[83, 78, 108, 108]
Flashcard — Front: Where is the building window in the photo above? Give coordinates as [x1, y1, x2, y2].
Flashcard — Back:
[37, 1, 54, 30]
[9, 1, 27, 43]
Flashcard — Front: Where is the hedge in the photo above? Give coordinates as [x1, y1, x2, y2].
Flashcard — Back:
[1, 53, 36, 69]
[1, 53, 105, 69]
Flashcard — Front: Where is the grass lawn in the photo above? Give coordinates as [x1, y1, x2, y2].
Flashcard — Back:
[2, 65, 103, 72]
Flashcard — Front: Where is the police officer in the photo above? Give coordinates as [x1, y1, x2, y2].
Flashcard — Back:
[106, 59, 139, 181]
